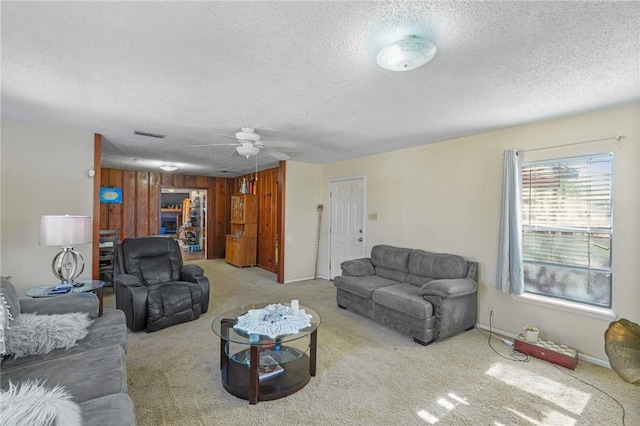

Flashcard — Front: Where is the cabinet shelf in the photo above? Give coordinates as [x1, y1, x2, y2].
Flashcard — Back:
[226, 195, 257, 267]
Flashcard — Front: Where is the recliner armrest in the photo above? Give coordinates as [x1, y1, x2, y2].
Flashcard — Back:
[114, 273, 144, 287]
[418, 278, 478, 298]
[341, 258, 375, 276]
[181, 264, 205, 280]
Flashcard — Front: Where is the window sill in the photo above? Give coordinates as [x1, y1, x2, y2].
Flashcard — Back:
[512, 293, 616, 321]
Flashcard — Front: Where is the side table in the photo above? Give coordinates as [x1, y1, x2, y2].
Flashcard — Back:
[25, 279, 106, 316]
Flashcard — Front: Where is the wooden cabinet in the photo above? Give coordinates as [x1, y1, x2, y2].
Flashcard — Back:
[226, 195, 257, 267]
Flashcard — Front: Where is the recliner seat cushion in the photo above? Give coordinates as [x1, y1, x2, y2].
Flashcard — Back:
[406, 250, 467, 286]
[372, 283, 434, 319]
[146, 282, 202, 332]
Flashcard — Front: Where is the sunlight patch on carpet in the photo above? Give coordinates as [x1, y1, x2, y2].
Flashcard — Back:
[417, 392, 469, 424]
[485, 362, 589, 414]
[505, 406, 577, 426]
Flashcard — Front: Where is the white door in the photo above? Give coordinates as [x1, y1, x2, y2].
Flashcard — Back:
[329, 177, 365, 279]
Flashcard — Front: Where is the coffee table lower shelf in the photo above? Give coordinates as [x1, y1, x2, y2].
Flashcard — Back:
[221, 347, 312, 404]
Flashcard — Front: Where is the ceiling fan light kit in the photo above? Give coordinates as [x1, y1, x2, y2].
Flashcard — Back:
[236, 143, 261, 158]
[377, 36, 436, 71]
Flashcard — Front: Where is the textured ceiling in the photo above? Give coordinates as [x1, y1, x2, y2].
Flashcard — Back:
[2, 1, 639, 177]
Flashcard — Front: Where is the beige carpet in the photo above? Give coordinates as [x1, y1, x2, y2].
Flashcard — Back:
[103, 259, 639, 425]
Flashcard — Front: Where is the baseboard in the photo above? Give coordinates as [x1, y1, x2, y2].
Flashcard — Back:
[284, 274, 329, 284]
[476, 322, 611, 369]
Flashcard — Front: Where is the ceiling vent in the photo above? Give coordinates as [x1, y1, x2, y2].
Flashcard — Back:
[134, 130, 166, 138]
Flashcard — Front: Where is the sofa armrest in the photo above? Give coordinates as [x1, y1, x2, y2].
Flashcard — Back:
[418, 278, 478, 298]
[340, 258, 375, 276]
[19, 293, 99, 318]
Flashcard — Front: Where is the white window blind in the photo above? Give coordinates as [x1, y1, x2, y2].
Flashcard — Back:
[521, 154, 613, 308]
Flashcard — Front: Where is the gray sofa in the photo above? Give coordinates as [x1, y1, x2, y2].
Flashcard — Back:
[334, 245, 478, 345]
[1, 277, 137, 425]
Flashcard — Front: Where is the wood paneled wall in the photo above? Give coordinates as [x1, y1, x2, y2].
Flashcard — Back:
[99, 169, 229, 259]
[232, 167, 280, 273]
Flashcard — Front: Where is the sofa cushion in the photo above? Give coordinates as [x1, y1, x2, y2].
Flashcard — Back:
[79, 393, 137, 426]
[334, 275, 398, 300]
[407, 250, 468, 283]
[1, 344, 128, 404]
[1, 310, 128, 370]
[373, 283, 434, 319]
[372, 245, 411, 282]
[340, 258, 375, 276]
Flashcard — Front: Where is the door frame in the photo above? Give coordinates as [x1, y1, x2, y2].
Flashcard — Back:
[327, 176, 366, 280]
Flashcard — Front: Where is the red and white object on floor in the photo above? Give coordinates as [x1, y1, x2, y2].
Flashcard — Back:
[514, 334, 578, 369]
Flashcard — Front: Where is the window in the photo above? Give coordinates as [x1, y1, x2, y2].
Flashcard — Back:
[521, 154, 613, 308]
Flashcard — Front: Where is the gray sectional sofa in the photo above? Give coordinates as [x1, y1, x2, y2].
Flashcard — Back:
[334, 245, 478, 345]
[1, 276, 137, 425]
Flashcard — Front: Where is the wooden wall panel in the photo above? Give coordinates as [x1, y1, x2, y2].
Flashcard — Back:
[149, 172, 160, 236]
[233, 167, 279, 273]
[100, 168, 229, 259]
[122, 170, 136, 239]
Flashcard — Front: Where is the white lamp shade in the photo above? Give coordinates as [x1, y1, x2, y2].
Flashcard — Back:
[39, 215, 92, 246]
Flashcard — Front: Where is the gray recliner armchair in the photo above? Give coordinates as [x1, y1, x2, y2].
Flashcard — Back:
[115, 237, 210, 332]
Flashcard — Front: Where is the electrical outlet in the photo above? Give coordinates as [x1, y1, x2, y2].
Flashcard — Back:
[489, 306, 495, 317]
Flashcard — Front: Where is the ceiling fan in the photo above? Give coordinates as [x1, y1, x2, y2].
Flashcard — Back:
[190, 127, 295, 160]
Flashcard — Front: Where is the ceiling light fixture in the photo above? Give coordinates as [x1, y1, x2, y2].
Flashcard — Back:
[377, 36, 437, 72]
[236, 143, 260, 158]
[159, 164, 178, 171]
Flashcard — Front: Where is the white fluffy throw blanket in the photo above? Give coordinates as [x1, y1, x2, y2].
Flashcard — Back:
[4, 312, 93, 358]
[0, 380, 82, 426]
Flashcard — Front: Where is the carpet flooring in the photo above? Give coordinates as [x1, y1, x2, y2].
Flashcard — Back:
[103, 259, 639, 425]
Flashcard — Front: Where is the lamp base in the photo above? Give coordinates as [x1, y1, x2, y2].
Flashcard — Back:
[51, 246, 85, 284]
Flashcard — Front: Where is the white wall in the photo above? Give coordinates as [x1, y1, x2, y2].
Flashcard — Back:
[313, 103, 639, 361]
[1, 120, 95, 296]
[283, 161, 323, 283]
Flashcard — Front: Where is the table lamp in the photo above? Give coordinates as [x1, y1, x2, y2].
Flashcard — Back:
[39, 214, 92, 285]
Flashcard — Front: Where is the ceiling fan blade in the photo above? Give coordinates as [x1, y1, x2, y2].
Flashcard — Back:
[215, 133, 240, 141]
[190, 143, 237, 148]
[263, 146, 291, 160]
[262, 140, 296, 149]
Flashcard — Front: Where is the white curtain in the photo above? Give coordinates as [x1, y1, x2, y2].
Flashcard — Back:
[496, 149, 524, 294]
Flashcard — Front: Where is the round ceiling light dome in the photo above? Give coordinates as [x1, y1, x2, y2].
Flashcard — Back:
[377, 36, 437, 72]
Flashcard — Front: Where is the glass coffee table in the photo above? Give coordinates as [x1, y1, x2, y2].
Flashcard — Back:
[212, 303, 320, 404]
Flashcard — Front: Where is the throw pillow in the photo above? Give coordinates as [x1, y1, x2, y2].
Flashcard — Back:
[0, 380, 81, 426]
[4, 312, 93, 358]
[0, 276, 21, 320]
[0, 293, 14, 355]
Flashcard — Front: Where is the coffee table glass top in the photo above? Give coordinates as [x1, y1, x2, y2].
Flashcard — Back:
[212, 303, 320, 345]
[25, 279, 105, 297]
